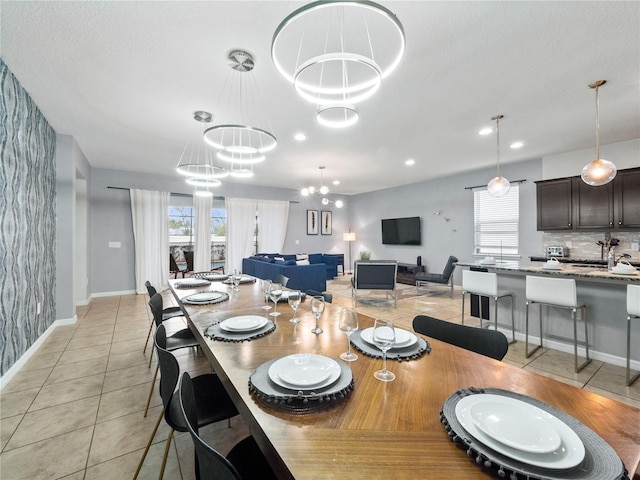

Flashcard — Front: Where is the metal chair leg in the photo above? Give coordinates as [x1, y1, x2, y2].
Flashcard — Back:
[573, 307, 591, 373]
[143, 321, 154, 354]
[461, 291, 466, 325]
[525, 301, 542, 358]
[144, 364, 159, 417]
[627, 314, 640, 386]
[158, 429, 175, 480]
[133, 408, 164, 480]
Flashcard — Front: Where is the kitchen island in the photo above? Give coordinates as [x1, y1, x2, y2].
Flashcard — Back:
[455, 259, 639, 372]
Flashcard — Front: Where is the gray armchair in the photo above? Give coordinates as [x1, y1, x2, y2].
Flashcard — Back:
[351, 260, 398, 307]
[415, 255, 458, 297]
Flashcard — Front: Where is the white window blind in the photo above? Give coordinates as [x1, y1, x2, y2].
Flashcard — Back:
[474, 185, 519, 256]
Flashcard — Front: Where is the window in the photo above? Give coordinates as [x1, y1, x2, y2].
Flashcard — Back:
[474, 185, 519, 256]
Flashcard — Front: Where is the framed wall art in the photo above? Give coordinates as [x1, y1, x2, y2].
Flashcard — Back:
[307, 209, 319, 235]
[321, 210, 332, 235]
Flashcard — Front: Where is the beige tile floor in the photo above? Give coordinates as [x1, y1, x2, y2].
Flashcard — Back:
[1, 279, 638, 480]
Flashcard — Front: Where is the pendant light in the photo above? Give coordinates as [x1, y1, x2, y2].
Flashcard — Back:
[487, 114, 510, 197]
[581, 80, 616, 186]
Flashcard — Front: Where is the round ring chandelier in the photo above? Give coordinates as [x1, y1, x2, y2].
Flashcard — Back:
[271, 0, 405, 128]
[176, 111, 230, 180]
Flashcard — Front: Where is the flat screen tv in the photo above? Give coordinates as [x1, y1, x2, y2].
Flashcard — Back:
[381, 216, 421, 245]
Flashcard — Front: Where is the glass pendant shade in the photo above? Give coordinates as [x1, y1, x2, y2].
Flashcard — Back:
[581, 80, 616, 186]
[487, 176, 511, 196]
[581, 158, 616, 186]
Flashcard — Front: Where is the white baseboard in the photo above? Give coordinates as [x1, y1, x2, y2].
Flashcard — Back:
[502, 328, 640, 371]
[0, 315, 77, 390]
[91, 289, 137, 298]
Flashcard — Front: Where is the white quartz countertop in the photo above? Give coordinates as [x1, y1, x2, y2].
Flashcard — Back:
[455, 260, 640, 283]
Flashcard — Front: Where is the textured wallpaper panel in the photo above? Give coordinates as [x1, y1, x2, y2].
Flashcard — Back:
[0, 59, 56, 376]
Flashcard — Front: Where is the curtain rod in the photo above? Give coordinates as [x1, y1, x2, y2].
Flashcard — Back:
[464, 179, 527, 191]
[107, 186, 300, 203]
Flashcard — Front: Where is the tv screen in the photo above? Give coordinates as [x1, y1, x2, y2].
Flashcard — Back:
[381, 217, 421, 245]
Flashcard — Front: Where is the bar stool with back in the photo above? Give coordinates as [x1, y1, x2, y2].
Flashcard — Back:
[461, 269, 516, 343]
[525, 275, 591, 373]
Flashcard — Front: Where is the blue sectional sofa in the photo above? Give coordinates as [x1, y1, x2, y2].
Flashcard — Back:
[241, 253, 338, 293]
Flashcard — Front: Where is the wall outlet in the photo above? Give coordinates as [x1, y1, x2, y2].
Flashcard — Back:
[295, 239, 300, 245]
[108, 241, 121, 248]
[37, 302, 41, 315]
[632, 242, 639, 252]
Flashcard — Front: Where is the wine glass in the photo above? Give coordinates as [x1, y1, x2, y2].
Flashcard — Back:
[261, 280, 272, 310]
[288, 290, 302, 324]
[268, 282, 282, 317]
[310, 296, 325, 334]
[232, 270, 241, 291]
[339, 308, 358, 361]
[373, 318, 396, 382]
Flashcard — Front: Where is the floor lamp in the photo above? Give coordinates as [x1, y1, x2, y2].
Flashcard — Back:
[343, 231, 356, 274]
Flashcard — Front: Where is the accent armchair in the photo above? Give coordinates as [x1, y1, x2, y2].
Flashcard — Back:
[351, 260, 398, 307]
[415, 255, 458, 297]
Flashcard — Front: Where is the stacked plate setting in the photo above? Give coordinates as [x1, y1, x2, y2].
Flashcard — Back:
[268, 354, 341, 391]
[454, 394, 585, 470]
[359, 327, 418, 350]
[183, 291, 225, 304]
[175, 278, 211, 288]
[219, 315, 268, 333]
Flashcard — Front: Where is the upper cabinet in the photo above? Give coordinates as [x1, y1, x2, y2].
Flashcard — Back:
[536, 167, 640, 231]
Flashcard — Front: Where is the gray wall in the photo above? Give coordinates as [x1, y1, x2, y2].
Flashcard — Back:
[348, 159, 544, 284]
[88, 168, 349, 295]
[0, 60, 57, 375]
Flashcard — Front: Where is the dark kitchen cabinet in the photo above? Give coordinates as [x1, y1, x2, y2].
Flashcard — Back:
[536, 167, 640, 231]
[573, 178, 614, 230]
[536, 178, 573, 230]
[616, 168, 640, 228]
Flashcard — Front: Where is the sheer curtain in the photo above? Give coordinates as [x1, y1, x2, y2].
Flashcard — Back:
[130, 189, 170, 294]
[257, 199, 289, 254]
[194, 194, 212, 272]
[225, 197, 257, 273]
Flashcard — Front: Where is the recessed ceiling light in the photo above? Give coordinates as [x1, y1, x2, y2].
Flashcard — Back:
[510, 141, 524, 149]
[405, 159, 415, 166]
[294, 132, 306, 141]
[478, 127, 493, 136]
[333, 180, 340, 185]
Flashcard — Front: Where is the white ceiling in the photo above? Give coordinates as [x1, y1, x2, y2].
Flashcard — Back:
[1, 1, 639, 195]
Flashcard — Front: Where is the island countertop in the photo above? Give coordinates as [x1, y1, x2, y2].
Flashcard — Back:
[455, 259, 640, 284]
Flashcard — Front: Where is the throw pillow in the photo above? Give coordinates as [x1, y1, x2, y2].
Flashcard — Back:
[296, 259, 310, 266]
[296, 254, 309, 261]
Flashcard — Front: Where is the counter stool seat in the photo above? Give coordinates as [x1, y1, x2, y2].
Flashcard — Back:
[461, 270, 515, 343]
[627, 285, 640, 386]
[525, 275, 591, 373]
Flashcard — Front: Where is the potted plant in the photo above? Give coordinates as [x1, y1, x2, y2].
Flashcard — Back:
[359, 250, 371, 260]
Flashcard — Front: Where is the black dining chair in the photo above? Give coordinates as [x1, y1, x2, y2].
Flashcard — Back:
[179, 372, 277, 480]
[275, 274, 289, 288]
[133, 325, 239, 480]
[143, 281, 184, 354]
[143, 293, 199, 417]
[170, 253, 185, 278]
[306, 289, 332, 303]
[412, 315, 509, 361]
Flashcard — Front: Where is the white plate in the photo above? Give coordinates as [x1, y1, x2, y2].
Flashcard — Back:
[184, 292, 223, 303]
[455, 394, 585, 469]
[360, 327, 417, 349]
[219, 315, 268, 332]
[223, 275, 255, 284]
[176, 278, 210, 287]
[269, 354, 341, 389]
[469, 398, 561, 453]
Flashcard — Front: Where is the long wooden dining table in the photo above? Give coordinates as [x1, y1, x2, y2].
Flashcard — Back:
[169, 278, 640, 480]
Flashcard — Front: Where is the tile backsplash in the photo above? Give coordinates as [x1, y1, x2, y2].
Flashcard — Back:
[542, 232, 639, 261]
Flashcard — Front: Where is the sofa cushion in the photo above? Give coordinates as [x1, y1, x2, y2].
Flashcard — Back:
[296, 259, 310, 265]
